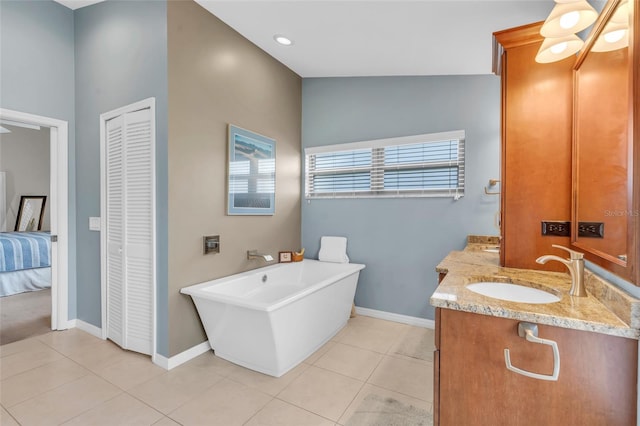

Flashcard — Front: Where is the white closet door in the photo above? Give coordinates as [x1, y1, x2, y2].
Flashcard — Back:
[122, 108, 153, 355]
[106, 115, 125, 348]
[105, 107, 154, 356]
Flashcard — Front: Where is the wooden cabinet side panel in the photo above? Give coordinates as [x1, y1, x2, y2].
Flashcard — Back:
[433, 308, 441, 425]
[433, 348, 440, 426]
[501, 41, 574, 271]
[435, 307, 441, 349]
[438, 309, 637, 425]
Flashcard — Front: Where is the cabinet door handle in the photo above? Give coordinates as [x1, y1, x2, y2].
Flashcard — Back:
[504, 322, 560, 381]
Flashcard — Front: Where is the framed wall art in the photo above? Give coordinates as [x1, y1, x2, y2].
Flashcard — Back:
[227, 125, 276, 215]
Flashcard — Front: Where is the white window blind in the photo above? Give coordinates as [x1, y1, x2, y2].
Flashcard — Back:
[305, 130, 465, 199]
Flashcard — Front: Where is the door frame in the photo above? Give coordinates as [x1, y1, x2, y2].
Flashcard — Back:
[0, 108, 69, 330]
[99, 98, 157, 362]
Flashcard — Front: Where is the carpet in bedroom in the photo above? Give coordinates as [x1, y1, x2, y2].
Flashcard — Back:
[0, 288, 51, 345]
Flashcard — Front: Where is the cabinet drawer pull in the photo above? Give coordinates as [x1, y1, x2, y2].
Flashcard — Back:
[504, 322, 560, 381]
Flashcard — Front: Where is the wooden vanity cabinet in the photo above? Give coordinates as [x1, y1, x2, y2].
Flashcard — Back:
[433, 308, 637, 425]
[493, 23, 574, 272]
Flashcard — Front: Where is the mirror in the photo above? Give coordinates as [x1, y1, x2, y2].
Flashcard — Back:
[227, 124, 276, 215]
[573, 0, 638, 283]
[15, 195, 47, 231]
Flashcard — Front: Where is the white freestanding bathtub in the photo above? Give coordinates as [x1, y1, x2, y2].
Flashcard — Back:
[180, 259, 365, 377]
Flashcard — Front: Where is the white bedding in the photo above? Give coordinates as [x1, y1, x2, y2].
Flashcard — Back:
[0, 267, 51, 297]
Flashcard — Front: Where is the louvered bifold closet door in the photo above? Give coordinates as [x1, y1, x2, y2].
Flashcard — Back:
[106, 115, 125, 348]
[105, 108, 153, 356]
[122, 108, 153, 355]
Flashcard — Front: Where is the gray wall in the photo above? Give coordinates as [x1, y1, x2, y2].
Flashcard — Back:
[167, 0, 302, 356]
[0, 126, 51, 231]
[74, 0, 169, 355]
[302, 76, 501, 320]
[0, 0, 77, 318]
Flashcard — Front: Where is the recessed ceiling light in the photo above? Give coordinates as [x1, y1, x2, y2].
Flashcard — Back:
[274, 35, 293, 46]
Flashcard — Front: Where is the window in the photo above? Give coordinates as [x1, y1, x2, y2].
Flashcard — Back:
[305, 130, 465, 199]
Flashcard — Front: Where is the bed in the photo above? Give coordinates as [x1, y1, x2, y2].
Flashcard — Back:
[0, 231, 51, 297]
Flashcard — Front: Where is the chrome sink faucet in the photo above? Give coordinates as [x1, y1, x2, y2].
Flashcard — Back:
[247, 250, 274, 262]
[536, 245, 587, 297]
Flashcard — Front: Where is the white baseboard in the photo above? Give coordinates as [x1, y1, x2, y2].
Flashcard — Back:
[153, 341, 212, 370]
[69, 319, 104, 339]
[66, 319, 210, 370]
[354, 306, 435, 329]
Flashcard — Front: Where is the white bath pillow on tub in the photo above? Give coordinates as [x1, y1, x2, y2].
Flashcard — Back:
[318, 236, 350, 263]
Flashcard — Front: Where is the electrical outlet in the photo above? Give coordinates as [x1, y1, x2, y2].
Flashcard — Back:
[578, 222, 604, 238]
[541, 221, 571, 237]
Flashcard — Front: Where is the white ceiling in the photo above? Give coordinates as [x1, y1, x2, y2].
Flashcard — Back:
[194, 1, 555, 77]
[54, 0, 105, 10]
[54, 0, 556, 77]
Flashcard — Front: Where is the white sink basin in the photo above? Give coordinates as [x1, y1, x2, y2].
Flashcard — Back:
[466, 282, 560, 304]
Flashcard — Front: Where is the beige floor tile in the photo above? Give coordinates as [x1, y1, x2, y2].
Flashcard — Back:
[368, 355, 432, 402]
[278, 365, 364, 421]
[153, 416, 182, 426]
[0, 318, 435, 426]
[227, 360, 309, 396]
[346, 315, 406, 330]
[37, 328, 102, 355]
[0, 406, 19, 426]
[245, 398, 334, 426]
[314, 342, 383, 381]
[168, 378, 272, 426]
[6, 374, 121, 426]
[338, 383, 433, 426]
[64, 338, 134, 372]
[387, 326, 435, 362]
[1, 357, 90, 407]
[93, 351, 165, 390]
[187, 351, 245, 377]
[334, 317, 408, 353]
[61, 393, 164, 426]
[0, 337, 51, 358]
[128, 362, 224, 414]
[0, 344, 65, 380]
[304, 341, 337, 365]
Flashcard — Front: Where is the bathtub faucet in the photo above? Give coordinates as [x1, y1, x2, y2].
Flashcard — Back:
[247, 250, 274, 262]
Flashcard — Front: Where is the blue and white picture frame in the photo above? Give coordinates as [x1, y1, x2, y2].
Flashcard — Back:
[227, 125, 276, 215]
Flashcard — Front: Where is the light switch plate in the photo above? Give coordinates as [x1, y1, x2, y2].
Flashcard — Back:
[89, 217, 101, 231]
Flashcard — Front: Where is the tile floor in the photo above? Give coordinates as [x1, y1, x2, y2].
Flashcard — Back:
[0, 315, 435, 426]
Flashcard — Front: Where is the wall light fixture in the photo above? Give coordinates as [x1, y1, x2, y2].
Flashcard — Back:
[536, 0, 629, 63]
[592, 22, 629, 51]
[536, 34, 585, 63]
[540, 0, 598, 37]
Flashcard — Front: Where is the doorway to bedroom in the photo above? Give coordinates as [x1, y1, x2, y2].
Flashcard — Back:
[0, 108, 69, 345]
[0, 122, 52, 343]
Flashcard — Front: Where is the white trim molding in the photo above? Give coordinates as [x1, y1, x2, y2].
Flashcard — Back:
[0, 108, 69, 331]
[153, 341, 212, 370]
[354, 306, 435, 329]
[70, 319, 104, 339]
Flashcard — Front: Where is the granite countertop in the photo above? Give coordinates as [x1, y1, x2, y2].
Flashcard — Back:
[430, 237, 640, 340]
